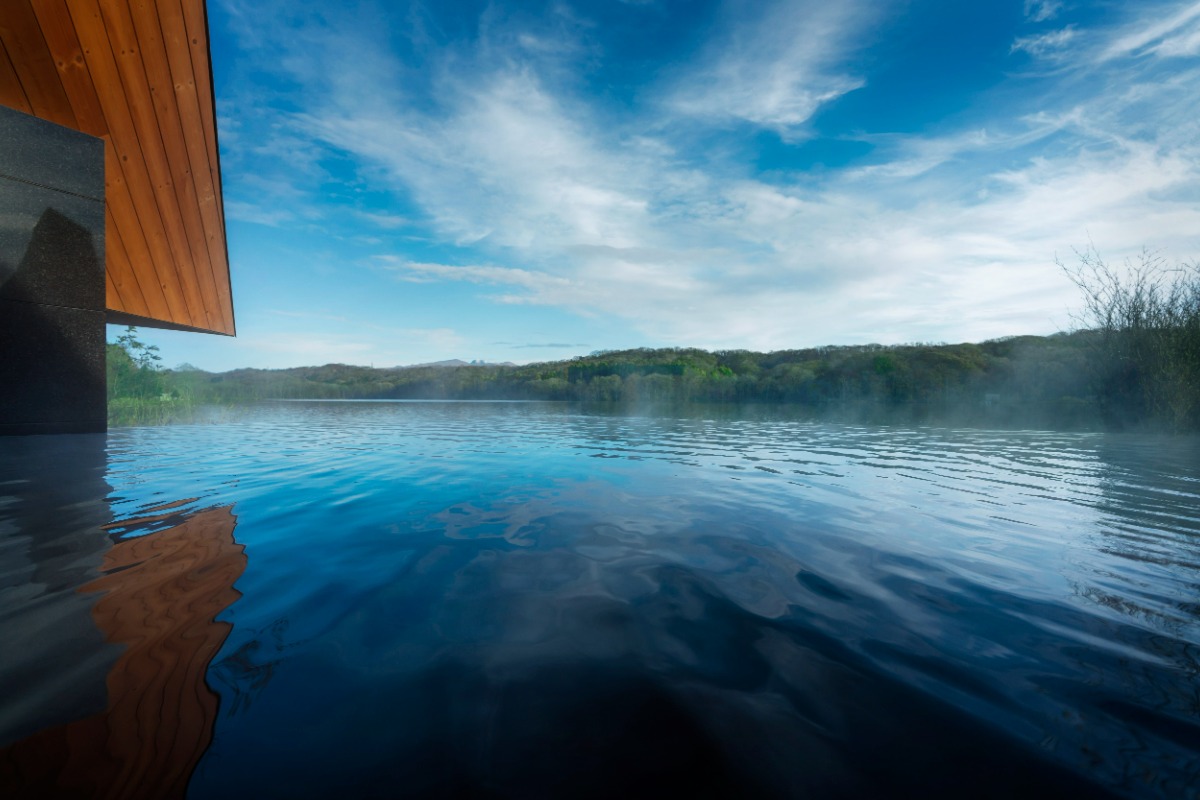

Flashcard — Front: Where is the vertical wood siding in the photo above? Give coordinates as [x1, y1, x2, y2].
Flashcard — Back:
[0, 0, 234, 335]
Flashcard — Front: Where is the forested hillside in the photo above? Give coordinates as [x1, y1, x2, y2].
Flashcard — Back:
[109, 253, 1200, 431]
[152, 334, 1099, 429]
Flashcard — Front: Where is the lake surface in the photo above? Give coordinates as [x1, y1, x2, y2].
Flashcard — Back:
[1, 401, 1198, 798]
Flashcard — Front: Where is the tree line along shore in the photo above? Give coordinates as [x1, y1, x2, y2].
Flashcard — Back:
[108, 252, 1200, 432]
[109, 331, 1194, 432]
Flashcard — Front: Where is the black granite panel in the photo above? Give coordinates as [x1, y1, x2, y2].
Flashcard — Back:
[0, 106, 104, 201]
[0, 185, 105, 311]
[0, 106, 106, 435]
[0, 301, 106, 434]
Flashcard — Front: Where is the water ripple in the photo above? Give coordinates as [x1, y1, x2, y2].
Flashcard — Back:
[4, 402, 1199, 798]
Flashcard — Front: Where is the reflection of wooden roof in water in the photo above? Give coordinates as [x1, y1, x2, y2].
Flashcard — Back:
[0, 0, 234, 335]
[0, 505, 245, 799]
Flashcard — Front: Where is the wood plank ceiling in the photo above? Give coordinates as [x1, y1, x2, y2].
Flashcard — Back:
[0, 0, 234, 335]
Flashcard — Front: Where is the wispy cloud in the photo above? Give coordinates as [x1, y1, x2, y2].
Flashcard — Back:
[209, 0, 1200, 358]
[379, 259, 571, 293]
[664, 0, 872, 135]
[1024, 0, 1064, 23]
[1101, 0, 1200, 60]
[1012, 26, 1078, 57]
[295, 66, 656, 253]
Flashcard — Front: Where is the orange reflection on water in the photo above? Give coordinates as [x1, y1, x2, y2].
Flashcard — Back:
[0, 505, 245, 799]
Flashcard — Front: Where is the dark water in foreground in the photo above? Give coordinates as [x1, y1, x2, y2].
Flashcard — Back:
[2, 401, 1199, 798]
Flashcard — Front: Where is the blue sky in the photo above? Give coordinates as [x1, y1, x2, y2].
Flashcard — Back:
[113, 0, 1200, 371]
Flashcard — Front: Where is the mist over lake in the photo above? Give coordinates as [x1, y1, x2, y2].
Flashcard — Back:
[2, 401, 1198, 798]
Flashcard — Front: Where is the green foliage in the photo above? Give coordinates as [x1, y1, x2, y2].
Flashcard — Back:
[107, 327, 190, 426]
[116, 326, 161, 370]
[107, 327, 165, 400]
[101, 251, 1200, 433]
[145, 337, 1112, 429]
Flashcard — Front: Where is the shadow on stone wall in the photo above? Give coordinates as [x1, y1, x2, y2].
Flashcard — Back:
[0, 207, 105, 434]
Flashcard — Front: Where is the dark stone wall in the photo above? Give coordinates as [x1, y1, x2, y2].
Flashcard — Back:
[0, 106, 106, 435]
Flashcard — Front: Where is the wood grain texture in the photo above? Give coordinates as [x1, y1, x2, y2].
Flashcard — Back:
[114, 0, 213, 330]
[103, 126, 169, 318]
[154, 0, 229, 332]
[0, 39, 34, 113]
[30, 0, 105, 135]
[88, 0, 199, 325]
[0, 0, 77, 127]
[0, 506, 245, 800]
[0, 0, 233, 335]
[178, 0, 219, 224]
[104, 196, 152, 316]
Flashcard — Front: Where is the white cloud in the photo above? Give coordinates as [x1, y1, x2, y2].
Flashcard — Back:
[211, 0, 1200, 355]
[1101, 0, 1200, 60]
[297, 65, 656, 254]
[380, 259, 571, 293]
[1150, 21, 1200, 56]
[1012, 26, 1079, 57]
[665, 1, 871, 134]
[1024, 1, 1064, 23]
[1011, 2, 1200, 66]
[846, 129, 997, 181]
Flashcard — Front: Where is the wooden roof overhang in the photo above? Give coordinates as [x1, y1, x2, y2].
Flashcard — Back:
[0, 0, 234, 335]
